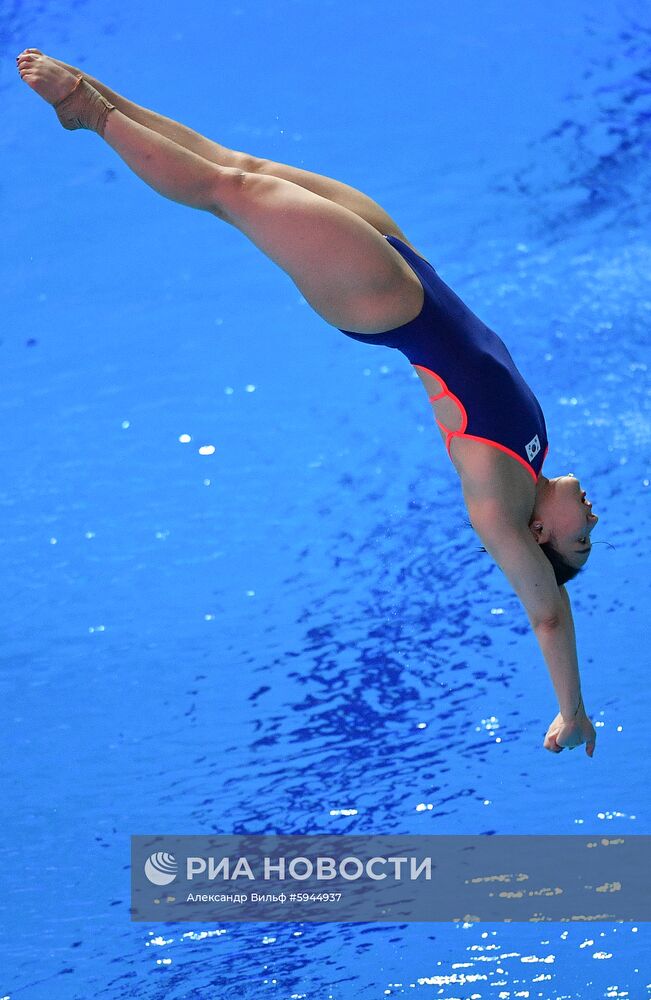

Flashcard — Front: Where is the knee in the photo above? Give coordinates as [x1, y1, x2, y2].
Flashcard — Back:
[232, 151, 268, 174]
[206, 166, 253, 222]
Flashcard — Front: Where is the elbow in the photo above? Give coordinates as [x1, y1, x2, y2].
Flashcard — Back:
[533, 611, 562, 632]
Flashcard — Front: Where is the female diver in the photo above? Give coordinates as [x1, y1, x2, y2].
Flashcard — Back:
[17, 50, 598, 757]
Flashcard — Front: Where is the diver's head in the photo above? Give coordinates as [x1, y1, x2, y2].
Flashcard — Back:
[530, 473, 599, 582]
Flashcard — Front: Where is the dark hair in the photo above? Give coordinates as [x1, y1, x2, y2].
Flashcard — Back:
[539, 541, 583, 586]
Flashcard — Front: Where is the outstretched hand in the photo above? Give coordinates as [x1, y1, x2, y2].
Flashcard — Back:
[544, 707, 596, 757]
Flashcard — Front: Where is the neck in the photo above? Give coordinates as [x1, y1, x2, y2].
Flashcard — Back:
[531, 473, 553, 525]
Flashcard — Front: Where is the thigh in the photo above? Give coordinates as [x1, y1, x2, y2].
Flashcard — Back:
[245, 154, 423, 255]
[212, 168, 424, 334]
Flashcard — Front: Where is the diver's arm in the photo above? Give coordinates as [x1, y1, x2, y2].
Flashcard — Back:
[531, 587, 582, 720]
[468, 503, 582, 718]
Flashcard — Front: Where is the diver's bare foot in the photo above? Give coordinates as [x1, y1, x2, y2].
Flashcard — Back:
[23, 48, 82, 78]
[20, 50, 120, 110]
[17, 48, 116, 135]
[16, 49, 81, 106]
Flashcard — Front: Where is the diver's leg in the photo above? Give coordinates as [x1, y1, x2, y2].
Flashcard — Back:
[101, 114, 424, 333]
[19, 49, 418, 249]
[18, 52, 423, 334]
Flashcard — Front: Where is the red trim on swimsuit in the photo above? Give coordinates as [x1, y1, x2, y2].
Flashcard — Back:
[417, 363, 545, 482]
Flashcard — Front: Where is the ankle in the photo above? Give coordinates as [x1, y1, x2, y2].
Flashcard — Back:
[54, 76, 116, 137]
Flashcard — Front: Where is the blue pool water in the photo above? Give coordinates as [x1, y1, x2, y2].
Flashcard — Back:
[2, 0, 650, 996]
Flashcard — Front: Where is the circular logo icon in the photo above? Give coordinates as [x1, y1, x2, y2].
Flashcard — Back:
[144, 851, 178, 886]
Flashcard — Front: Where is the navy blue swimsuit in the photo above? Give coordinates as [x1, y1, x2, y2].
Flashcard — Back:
[338, 235, 549, 482]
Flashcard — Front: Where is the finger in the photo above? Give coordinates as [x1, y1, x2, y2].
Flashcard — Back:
[586, 741, 595, 758]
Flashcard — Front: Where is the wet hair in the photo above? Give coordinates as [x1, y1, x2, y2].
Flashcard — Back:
[538, 541, 583, 586]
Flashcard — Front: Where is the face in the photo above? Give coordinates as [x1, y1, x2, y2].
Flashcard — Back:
[547, 473, 599, 568]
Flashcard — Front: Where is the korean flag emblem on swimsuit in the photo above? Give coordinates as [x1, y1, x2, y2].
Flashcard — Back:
[525, 434, 541, 463]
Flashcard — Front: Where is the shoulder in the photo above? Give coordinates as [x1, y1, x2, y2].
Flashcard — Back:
[459, 445, 536, 511]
